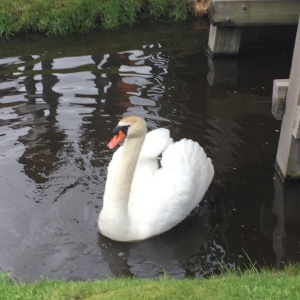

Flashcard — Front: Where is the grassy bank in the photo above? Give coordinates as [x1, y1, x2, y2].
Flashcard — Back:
[0, 0, 189, 38]
[1, 265, 300, 300]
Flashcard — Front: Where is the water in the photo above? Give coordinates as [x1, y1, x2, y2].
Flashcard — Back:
[0, 19, 300, 281]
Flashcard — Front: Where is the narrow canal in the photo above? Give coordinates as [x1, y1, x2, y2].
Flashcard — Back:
[0, 19, 299, 281]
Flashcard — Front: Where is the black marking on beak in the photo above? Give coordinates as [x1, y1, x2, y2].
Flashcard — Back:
[112, 125, 129, 136]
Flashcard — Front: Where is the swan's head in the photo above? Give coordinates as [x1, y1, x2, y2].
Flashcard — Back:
[107, 116, 147, 149]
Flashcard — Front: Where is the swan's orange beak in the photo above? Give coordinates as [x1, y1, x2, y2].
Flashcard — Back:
[107, 130, 126, 149]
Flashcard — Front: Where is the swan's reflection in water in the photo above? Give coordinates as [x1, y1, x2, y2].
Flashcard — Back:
[99, 181, 233, 278]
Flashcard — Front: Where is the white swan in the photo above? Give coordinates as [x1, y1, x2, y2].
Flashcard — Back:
[98, 116, 214, 242]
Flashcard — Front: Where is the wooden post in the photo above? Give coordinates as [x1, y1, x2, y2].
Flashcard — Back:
[272, 79, 289, 120]
[275, 16, 300, 181]
[208, 25, 242, 56]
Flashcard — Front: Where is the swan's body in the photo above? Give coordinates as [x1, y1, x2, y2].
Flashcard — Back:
[98, 116, 214, 242]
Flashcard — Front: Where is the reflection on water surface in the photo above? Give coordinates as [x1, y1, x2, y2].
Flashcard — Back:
[0, 20, 300, 281]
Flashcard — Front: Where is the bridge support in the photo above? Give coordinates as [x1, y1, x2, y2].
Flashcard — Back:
[208, 0, 300, 56]
[274, 16, 300, 181]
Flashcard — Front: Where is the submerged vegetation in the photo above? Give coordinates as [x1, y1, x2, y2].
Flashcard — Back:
[1, 265, 300, 299]
[0, 0, 189, 38]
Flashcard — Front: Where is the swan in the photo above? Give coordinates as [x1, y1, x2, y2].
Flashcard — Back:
[98, 116, 214, 242]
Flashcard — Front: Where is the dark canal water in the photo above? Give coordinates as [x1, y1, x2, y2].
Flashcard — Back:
[1, 19, 300, 281]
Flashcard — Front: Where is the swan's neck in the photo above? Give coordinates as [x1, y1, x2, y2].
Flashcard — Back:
[112, 136, 145, 204]
[100, 119, 147, 240]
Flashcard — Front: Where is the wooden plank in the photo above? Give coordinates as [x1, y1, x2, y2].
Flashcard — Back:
[275, 15, 300, 181]
[211, 0, 300, 26]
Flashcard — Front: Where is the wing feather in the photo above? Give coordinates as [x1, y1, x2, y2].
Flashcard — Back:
[135, 139, 214, 237]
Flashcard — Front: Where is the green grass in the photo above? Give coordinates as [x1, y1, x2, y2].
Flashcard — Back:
[0, 0, 189, 38]
[1, 265, 300, 300]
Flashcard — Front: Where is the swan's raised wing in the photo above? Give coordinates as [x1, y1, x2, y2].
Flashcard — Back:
[135, 139, 214, 238]
[139, 128, 173, 158]
[128, 128, 173, 211]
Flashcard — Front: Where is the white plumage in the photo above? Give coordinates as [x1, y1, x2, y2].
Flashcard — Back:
[98, 116, 214, 242]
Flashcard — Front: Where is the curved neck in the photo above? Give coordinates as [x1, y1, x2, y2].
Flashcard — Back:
[99, 117, 147, 240]
[112, 135, 145, 204]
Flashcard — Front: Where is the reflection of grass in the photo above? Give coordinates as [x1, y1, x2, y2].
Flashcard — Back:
[0, 0, 188, 38]
[1, 265, 300, 299]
